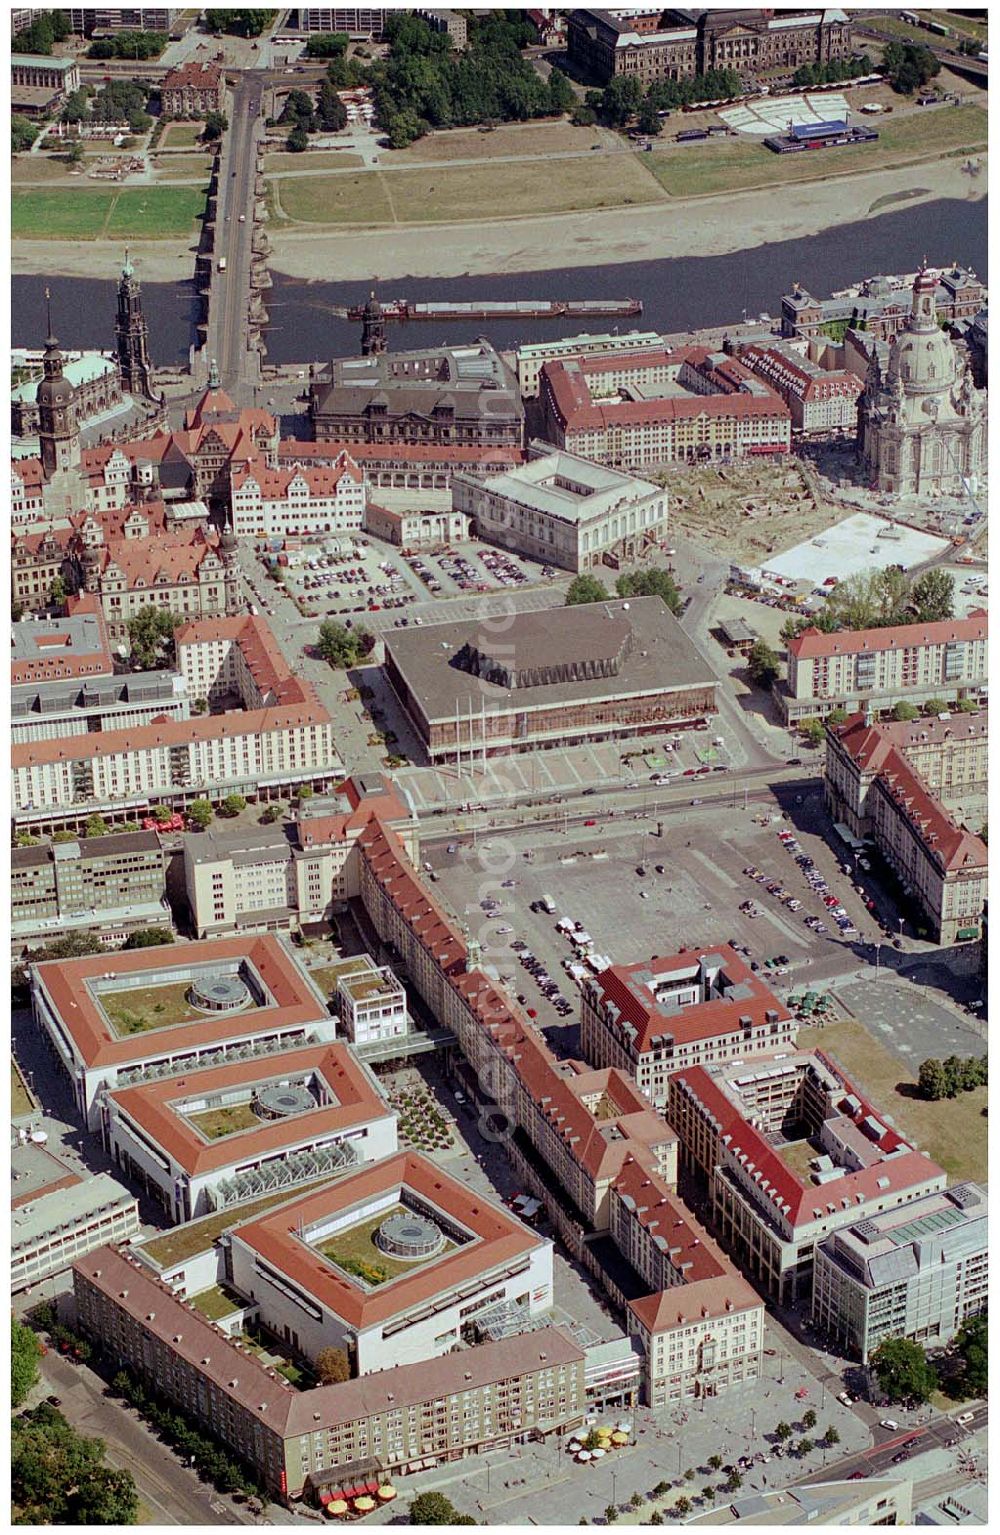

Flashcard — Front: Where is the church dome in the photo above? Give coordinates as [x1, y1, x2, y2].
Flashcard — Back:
[37, 370, 75, 409]
[885, 269, 957, 397]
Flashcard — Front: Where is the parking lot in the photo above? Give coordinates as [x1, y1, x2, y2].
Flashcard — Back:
[270, 536, 565, 626]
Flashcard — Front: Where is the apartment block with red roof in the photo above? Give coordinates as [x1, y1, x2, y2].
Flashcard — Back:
[29, 933, 338, 1130]
[581, 945, 798, 1106]
[539, 353, 791, 472]
[825, 711, 988, 944]
[668, 1050, 947, 1305]
[738, 341, 863, 434]
[101, 1041, 397, 1224]
[231, 453, 366, 540]
[226, 1150, 554, 1374]
[780, 611, 988, 724]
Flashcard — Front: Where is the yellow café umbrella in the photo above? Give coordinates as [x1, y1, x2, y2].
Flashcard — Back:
[377, 1486, 397, 1502]
[354, 1496, 377, 1512]
[327, 1500, 349, 1516]
[597, 1428, 613, 1441]
[611, 1431, 629, 1445]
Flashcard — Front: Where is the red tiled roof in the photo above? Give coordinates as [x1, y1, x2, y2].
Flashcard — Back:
[107, 1042, 390, 1176]
[671, 1052, 943, 1228]
[233, 452, 363, 498]
[788, 611, 987, 660]
[277, 439, 528, 468]
[163, 60, 222, 90]
[542, 358, 792, 434]
[31, 934, 332, 1072]
[231, 1150, 542, 1330]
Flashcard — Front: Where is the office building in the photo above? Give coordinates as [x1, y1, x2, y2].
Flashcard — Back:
[75, 1243, 586, 1502]
[331, 955, 408, 1046]
[30, 933, 337, 1129]
[685, 1477, 913, 1526]
[515, 331, 664, 398]
[101, 1041, 397, 1223]
[183, 776, 418, 939]
[13, 1173, 139, 1293]
[383, 598, 717, 764]
[812, 1182, 987, 1363]
[309, 342, 523, 450]
[581, 945, 798, 1106]
[296, 8, 389, 36]
[738, 341, 863, 434]
[781, 611, 988, 723]
[12, 830, 169, 954]
[69, 7, 182, 32]
[825, 710, 988, 945]
[451, 441, 668, 572]
[668, 1050, 947, 1304]
[12, 668, 189, 745]
[226, 1151, 554, 1374]
[11, 600, 114, 688]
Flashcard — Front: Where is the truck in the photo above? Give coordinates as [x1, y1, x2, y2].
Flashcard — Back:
[539, 894, 556, 914]
[217, 257, 227, 272]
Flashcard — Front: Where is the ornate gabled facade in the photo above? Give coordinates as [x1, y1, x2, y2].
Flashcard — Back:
[859, 268, 986, 497]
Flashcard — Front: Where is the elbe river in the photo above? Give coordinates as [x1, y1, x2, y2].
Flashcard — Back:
[11, 198, 987, 366]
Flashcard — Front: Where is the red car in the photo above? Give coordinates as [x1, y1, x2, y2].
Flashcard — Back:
[584, 818, 597, 827]
[526, 1007, 538, 1018]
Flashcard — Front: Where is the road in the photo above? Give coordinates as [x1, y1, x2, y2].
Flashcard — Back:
[207, 72, 265, 396]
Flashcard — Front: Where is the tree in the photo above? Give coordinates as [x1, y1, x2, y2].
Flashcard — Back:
[952, 1312, 987, 1397]
[918, 1057, 949, 1101]
[801, 1408, 817, 1430]
[68, 1466, 140, 1524]
[123, 928, 175, 949]
[205, 10, 277, 37]
[13, 1404, 138, 1524]
[708, 1454, 723, 1471]
[305, 32, 350, 58]
[187, 799, 213, 830]
[673, 1497, 691, 1517]
[565, 574, 609, 605]
[893, 701, 920, 721]
[882, 40, 941, 94]
[66, 140, 85, 165]
[12, 115, 40, 153]
[822, 1425, 840, 1447]
[600, 75, 643, 126]
[724, 1471, 742, 1492]
[629, 1492, 644, 1510]
[12, 1319, 41, 1407]
[909, 568, 954, 623]
[221, 793, 247, 818]
[409, 1492, 468, 1524]
[315, 1346, 350, 1384]
[616, 566, 682, 615]
[922, 697, 948, 717]
[797, 1438, 814, 1457]
[83, 814, 109, 838]
[286, 125, 309, 152]
[775, 1421, 792, 1442]
[800, 718, 825, 748]
[604, 1507, 618, 1524]
[870, 1337, 937, 1404]
[13, 12, 54, 53]
[259, 802, 283, 824]
[318, 80, 348, 131]
[826, 706, 848, 726]
[548, 68, 576, 114]
[127, 606, 180, 670]
[49, 575, 68, 607]
[297, 785, 314, 802]
[748, 638, 781, 689]
[637, 98, 663, 135]
[202, 110, 229, 141]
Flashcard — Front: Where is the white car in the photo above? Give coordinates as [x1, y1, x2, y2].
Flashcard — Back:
[879, 1419, 899, 1431]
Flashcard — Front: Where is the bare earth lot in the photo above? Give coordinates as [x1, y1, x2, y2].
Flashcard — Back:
[663, 457, 836, 564]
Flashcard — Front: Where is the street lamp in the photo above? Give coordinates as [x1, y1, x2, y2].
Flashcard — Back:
[874, 940, 881, 980]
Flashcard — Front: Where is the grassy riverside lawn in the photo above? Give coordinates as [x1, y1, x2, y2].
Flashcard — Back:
[387, 118, 608, 164]
[264, 149, 364, 171]
[11, 184, 207, 240]
[149, 153, 213, 181]
[160, 120, 207, 147]
[868, 11, 988, 42]
[269, 153, 662, 227]
[644, 103, 988, 198]
[12, 1062, 34, 1118]
[798, 1018, 987, 1184]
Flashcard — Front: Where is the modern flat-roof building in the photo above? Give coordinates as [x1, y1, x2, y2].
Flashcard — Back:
[668, 1050, 947, 1304]
[383, 597, 717, 764]
[685, 1477, 913, 1527]
[183, 776, 418, 939]
[75, 1242, 585, 1502]
[11, 52, 80, 113]
[12, 667, 189, 745]
[540, 352, 791, 471]
[309, 342, 523, 449]
[451, 440, 668, 572]
[69, 7, 182, 32]
[12, 1172, 139, 1293]
[30, 933, 337, 1129]
[581, 945, 798, 1106]
[515, 331, 664, 398]
[780, 611, 989, 723]
[102, 1041, 397, 1224]
[825, 711, 988, 945]
[295, 8, 389, 36]
[12, 829, 169, 954]
[331, 955, 408, 1046]
[226, 1151, 554, 1375]
[812, 1182, 987, 1363]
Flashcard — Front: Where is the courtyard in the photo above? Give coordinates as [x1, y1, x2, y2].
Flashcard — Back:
[318, 1202, 459, 1288]
[100, 981, 207, 1037]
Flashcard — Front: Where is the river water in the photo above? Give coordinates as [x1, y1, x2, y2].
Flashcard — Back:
[11, 197, 987, 366]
